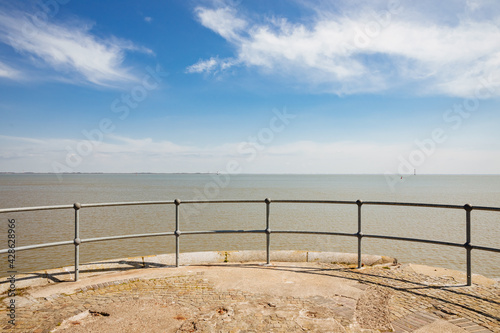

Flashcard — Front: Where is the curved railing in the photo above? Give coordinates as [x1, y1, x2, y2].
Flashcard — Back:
[1, 199, 499, 285]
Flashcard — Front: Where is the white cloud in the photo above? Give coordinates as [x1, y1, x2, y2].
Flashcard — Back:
[144, 16, 152, 23]
[186, 56, 238, 74]
[195, 6, 247, 42]
[1, 134, 498, 174]
[189, 2, 500, 97]
[466, 0, 482, 11]
[0, 61, 20, 79]
[104, 135, 198, 155]
[186, 57, 218, 74]
[0, 11, 152, 87]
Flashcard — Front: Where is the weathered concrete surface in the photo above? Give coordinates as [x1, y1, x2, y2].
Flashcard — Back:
[1, 251, 498, 332]
[413, 320, 468, 333]
[200, 264, 365, 301]
[404, 263, 498, 287]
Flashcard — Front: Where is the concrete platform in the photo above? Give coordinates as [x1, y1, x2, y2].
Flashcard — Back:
[1, 251, 498, 332]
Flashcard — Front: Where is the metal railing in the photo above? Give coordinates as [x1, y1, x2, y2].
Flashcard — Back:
[1, 199, 499, 285]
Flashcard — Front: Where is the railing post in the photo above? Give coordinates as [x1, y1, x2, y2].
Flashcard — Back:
[174, 199, 181, 267]
[464, 204, 472, 286]
[73, 202, 81, 282]
[356, 200, 363, 269]
[265, 198, 271, 265]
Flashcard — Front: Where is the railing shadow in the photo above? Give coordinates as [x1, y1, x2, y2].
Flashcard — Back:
[0, 259, 174, 286]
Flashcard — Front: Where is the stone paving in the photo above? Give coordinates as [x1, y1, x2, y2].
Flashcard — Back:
[1, 262, 499, 332]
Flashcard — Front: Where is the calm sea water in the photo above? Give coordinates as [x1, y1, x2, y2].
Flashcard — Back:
[1, 174, 499, 278]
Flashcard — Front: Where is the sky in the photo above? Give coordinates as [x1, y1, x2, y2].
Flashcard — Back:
[0, 0, 499, 175]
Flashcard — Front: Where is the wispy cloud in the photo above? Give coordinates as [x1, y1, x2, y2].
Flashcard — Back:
[186, 56, 238, 75]
[188, 1, 500, 97]
[195, 6, 247, 42]
[0, 61, 20, 79]
[0, 10, 153, 87]
[186, 57, 218, 74]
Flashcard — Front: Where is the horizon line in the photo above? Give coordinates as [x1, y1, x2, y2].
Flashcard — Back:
[1, 172, 500, 176]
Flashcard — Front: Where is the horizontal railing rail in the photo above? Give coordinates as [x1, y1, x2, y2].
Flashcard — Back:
[1, 199, 499, 286]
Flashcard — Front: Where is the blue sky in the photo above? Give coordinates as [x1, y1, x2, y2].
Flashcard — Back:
[0, 0, 499, 174]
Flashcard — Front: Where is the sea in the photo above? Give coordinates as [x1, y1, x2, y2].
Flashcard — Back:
[0, 173, 499, 279]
